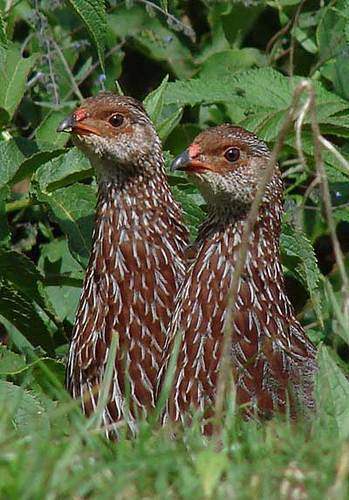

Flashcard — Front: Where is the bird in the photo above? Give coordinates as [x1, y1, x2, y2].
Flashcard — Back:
[57, 92, 189, 438]
[161, 124, 317, 432]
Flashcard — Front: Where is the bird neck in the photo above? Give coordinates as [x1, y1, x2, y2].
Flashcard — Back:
[93, 167, 182, 240]
[196, 185, 284, 272]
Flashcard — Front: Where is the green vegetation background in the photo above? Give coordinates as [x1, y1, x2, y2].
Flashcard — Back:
[0, 0, 349, 498]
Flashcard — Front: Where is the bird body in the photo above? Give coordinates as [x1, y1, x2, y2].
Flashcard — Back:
[58, 93, 188, 437]
[163, 125, 317, 429]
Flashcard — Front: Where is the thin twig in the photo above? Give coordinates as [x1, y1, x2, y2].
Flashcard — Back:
[62, 41, 125, 102]
[288, 0, 306, 77]
[295, 93, 311, 173]
[136, 0, 195, 41]
[318, 136, 349, 175]
[282, 164, 304, 179]
[34, 0, 59, 105]
[51, 38, 83, 102]
[306, 83, 349, 317]
[5, 197, 32, 213]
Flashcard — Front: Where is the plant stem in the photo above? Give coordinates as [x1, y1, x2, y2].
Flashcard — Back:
[5, 198, 33, 213]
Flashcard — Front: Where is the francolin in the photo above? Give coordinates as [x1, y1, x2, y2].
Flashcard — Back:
[58, 92, 188, 437]
[161, 125, 317, 431]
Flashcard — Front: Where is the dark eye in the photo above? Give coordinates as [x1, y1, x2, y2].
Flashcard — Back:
[224, 147, 240, 163]
[109, 114, 124, 127]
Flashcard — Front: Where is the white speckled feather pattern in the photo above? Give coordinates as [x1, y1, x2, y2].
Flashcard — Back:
[160, 126, 317, 432]
[63, 94, 188, 438]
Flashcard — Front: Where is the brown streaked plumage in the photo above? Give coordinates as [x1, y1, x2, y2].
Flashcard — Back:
[58, 92, 188, 438]
[160, 125, 317, 431]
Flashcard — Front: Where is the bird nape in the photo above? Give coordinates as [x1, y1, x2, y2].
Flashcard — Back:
[57, 92, 189, 439]
[160, 124, 317, 434]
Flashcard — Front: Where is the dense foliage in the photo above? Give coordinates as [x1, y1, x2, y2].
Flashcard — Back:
[0, 0, 349, 497]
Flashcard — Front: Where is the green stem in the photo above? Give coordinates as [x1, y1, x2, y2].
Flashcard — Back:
[5, 198, 33, 213]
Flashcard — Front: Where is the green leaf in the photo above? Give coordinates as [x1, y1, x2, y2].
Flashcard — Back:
[0, 138, 64, 190]
[144, 75, 169, 126]
[0, 280, 54, 353]
[0, 347, 26, 375]
[0, 10, 8, 48]
[35, 148, 92, 192]
[281, 224, 322, 323]
[334, 206, 349, 223]
[323, 280, 349, 346]
[66, 0, 107, 72]
[317, 345, 349, 440]
[0, 248, 53, 317]
[0, 45, 38, 124]
[144, 78, 184, 140]
[0, 186, 10, 245]
[108, 5, 194, 79]
[158, 106, 183, 141]
[35, 108, 74, 150]
[317, 2, 348, 61]
[38, 239, 83, 324]
[163, 68, 349, 140]
[0, 381, 50, 435]
[37, 183, 96, 268]
[197, 48, 266, 80]
[172, 185, 205, 239]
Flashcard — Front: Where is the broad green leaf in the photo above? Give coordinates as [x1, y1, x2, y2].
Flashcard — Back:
[35, 108, 74, 150]
[317, 345, 349, 440]
[66, 0, 107, 71]
[37, 183, 96, 268]
[35, 148, 92, 192]
[281, 224, 322, 323]
[0, 45, 37, 124]
[172, 185, 205, 239]
[158, 106, 183, 141]
[0, 248, 53, 317]
[0, 138, 35, 189]
[38, 239, 83, 324]
[292, 10, 319, 55]
[0, 347, 26, 375]
[0, 280, 54, 353]
[0, 381, 50, 435]
[317, 1, 348, 60]
[198, 48, 266, 80]
[163, 69, 349, 141]
[144, 77, 184, 140]
[144, 75, 169, 126]
[334, 207, 349, 223]
[323, 280, 349, 346]
[108, 5, 194, 79]
[0, 138, 63, 190]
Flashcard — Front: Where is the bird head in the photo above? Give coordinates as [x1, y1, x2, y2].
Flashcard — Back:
[171, 125, 277, 212]
[57, 92, 161, 180]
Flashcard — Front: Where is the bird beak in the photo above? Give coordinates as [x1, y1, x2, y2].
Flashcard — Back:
[170, 148, 208, 173]
[57, 112, 102, 136]
[170, 150, 191, 172]
[57, 114, 76, 133]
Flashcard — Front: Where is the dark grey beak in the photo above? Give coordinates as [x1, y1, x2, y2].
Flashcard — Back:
[57, 115, 75, 133]
[170, 149, 191, 172]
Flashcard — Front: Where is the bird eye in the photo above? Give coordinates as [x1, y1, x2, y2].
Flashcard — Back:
[224, 147, 240, 163]
[109, 114, 124, 127]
